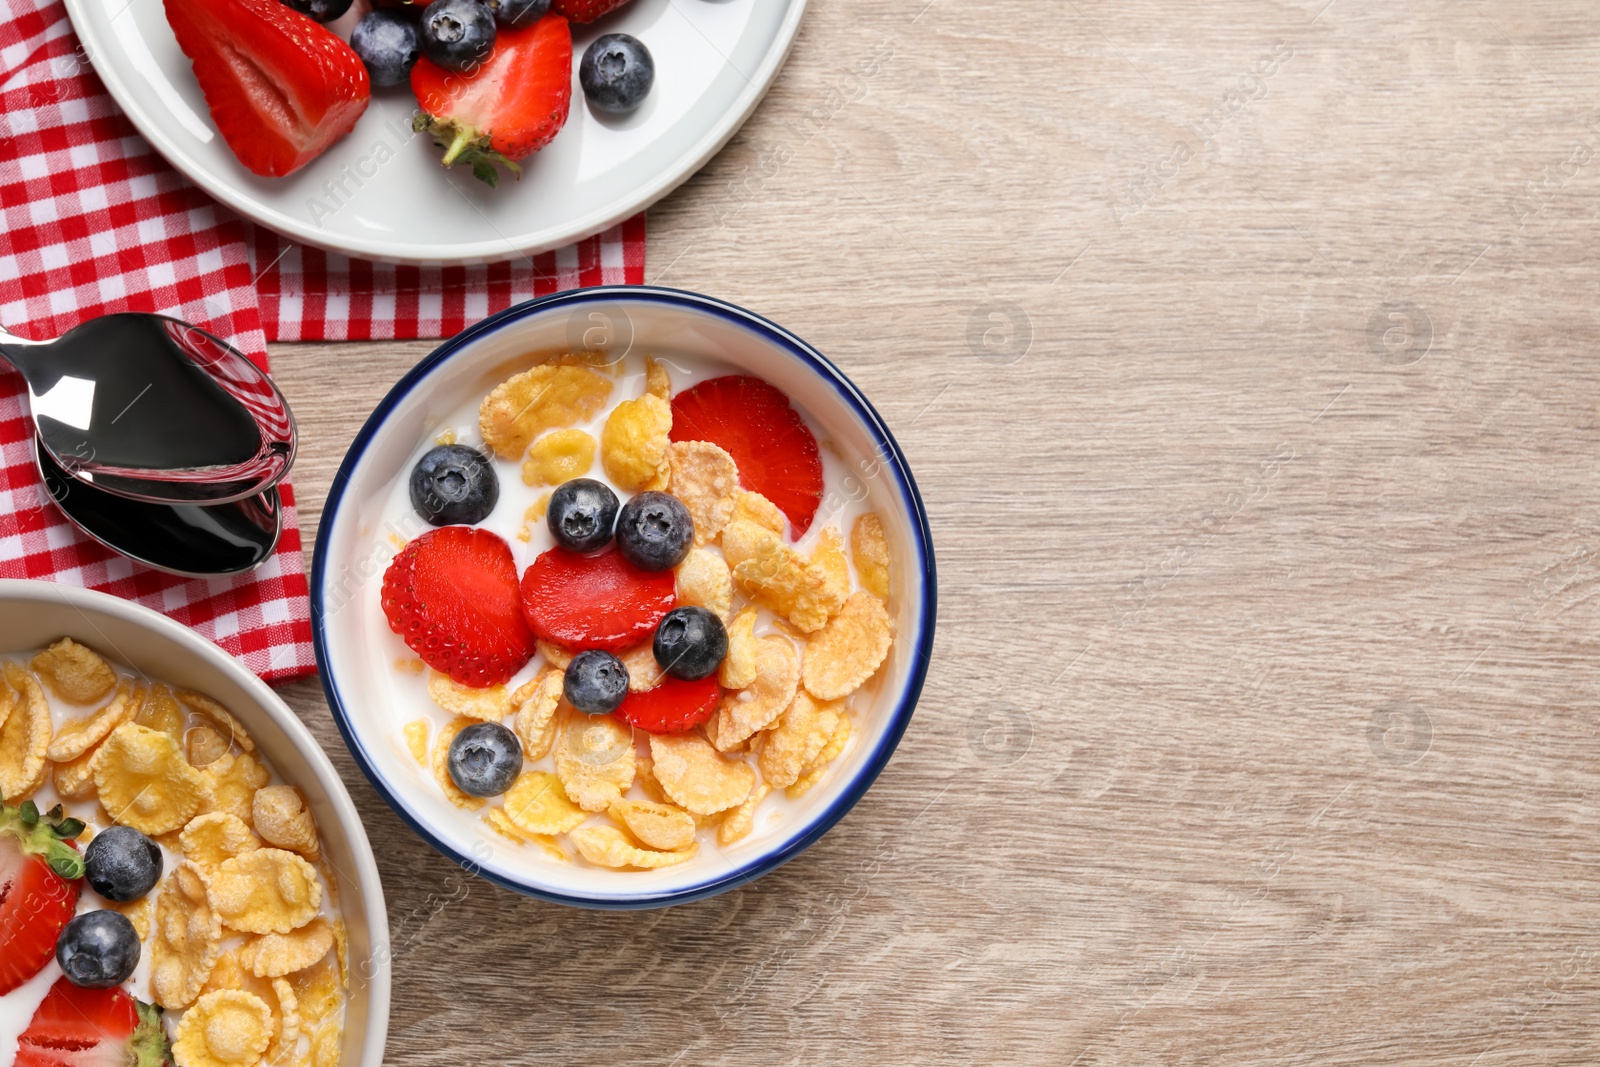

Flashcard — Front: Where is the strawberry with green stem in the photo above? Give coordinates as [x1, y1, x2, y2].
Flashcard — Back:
[0, 799, 86, 996]
[410, 10, 572, 186]
[13, 977, 170, 1067]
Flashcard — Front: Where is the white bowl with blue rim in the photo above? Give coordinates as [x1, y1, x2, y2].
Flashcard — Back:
[311, 286, 934, 908]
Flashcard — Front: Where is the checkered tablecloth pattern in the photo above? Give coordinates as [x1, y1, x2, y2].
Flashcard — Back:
[0, 0, 645, 682]
[252, 214, 646, 341]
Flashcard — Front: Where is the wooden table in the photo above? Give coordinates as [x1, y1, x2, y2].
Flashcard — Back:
[268, 2, 1600, 1062]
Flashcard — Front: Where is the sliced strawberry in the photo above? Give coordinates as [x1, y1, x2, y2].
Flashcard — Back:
[614, 675, 721, 734]
[669, 376, 825, 538]
[381, 526, 536, 687]
[410, 12, 572, 186]
[0, 801, 85, 997]
[551, 0, 631, 21]
[520, 546, 676, 653]
[14, 978, 170, 1067]
[165, 0, 369, 178]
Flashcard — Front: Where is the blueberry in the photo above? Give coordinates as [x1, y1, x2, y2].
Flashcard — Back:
[56, 911, 140, 989]
[489, 0, 547, 29]
[579, 33, 654, 114]
[615, 491, 693, 570]
[280, 0, 352, 22]
[652, 606, 727, 681]
[562, 650, 630, 715]
[410, 444, 498, 526]
[546, 478, 619, 553]
[84, 825, 162, 903]
[447, 721, 521, 797]
[420, 0, 496, 73]
[351, 10, 420, 87]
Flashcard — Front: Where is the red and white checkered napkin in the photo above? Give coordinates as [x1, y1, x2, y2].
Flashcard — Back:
[251, 215, 646, 341]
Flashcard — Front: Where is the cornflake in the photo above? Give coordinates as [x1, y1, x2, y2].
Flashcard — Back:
[717, 783, 771, 846]
[718, 609, 759, 689]
[403, 719, 430, 764]
[802, 591, 895, 700]
[667, 441, 740, 545]
[608, 798, 696, 851]
[136, 684, 187, 744]
[759, 692, 844, 788]
[93, 723, 208, 835]
[186, 725, 231, 770]
[711, 636, 799, 750]
[732, 553, 840, 634]
[180, 813, 261, 873]
[675, 548, 732, 620]
[252, 785, 321, 861]
[537, 640, 574, 669]
[730, 491, 785, 537]
[645, 356, 672, 400]
[851, 512, 891, 600]
[647, 733, 754, 815]
[810, 528, 852, 609]
[177, 691, 256, 753]
[601, 391, 672, 491]
[787, 713, 852, 799]
[200, 752, 270, 827]
[633, 755, 667, 804]
[426, 671, 510, 721]
[32, 638, 116, 704]
[485, 810, 568, 860]
[152, 862, 223, 1009]
[523, 428, 596, 486]
[723, 520, 846, 632]
[173, 989, 272, 1067]
[47, 682, 139, 761]
[240, 917, 335, 978]
[52, 747, 99, 800]
[511, 670, 563, 759]
[209, 849, 322, 935]
[254, 976, 300, 1064]
[0, 669, 51, 800]
[111, 895, 154, 941]
[286, 955, 342, 1029]
[617, 642, 662, 692]
[569, 825, 696, 869]
[553, 711, 635, 812]
[719, 518, 778, 570]
[479, 360, 614, 458]
[432, 718, 485, 810]
[503, 770, 586, 835]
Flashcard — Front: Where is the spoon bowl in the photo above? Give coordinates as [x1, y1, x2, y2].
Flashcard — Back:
[36, 436, 283, 576]
[0, 314, 295, 505]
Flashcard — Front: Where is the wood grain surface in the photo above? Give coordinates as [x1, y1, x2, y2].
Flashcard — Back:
[267, 1, 1600, 1062]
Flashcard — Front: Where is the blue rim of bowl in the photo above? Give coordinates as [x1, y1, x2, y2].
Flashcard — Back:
[311, 285, 936, 909]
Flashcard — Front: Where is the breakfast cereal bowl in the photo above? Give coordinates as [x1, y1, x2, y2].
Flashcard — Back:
[0, 580, 388, 1067]
[312, 286, 934, 908]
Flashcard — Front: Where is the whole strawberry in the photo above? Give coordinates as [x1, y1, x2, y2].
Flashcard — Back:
[410, 11, 572, 185]
[551, 0, 631, 23]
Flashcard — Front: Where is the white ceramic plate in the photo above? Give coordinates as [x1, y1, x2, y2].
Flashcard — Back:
[62, 0, 805, 264]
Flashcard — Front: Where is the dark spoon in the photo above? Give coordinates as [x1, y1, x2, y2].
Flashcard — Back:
[0, 315, 295, 505]
[36, 436, 282, 577]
